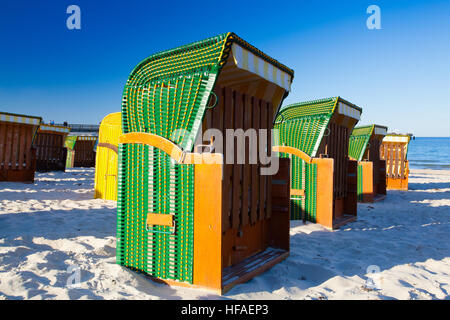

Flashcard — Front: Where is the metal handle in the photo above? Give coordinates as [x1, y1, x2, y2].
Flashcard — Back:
[206, 92, 218, 110]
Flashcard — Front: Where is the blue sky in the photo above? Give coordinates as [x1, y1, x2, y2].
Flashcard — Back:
[0, 0, 449, 136]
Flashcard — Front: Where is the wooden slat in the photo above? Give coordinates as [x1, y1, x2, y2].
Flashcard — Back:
[393, 144, 398, 178]
[222, 86, 233, 231]
[290, 189, 305, 196]
[25, 126, 34, 170]
[337, 124, 342, 198]
[11, 125, 20, 169]
[5, 124, 13, 169]
[388, 143, 394, 178]
[232, 90, 244, 229]
[18, 125, 26, 169]
[0, 123, 6, 168]
[241, 93, 252, 226]
[147, 213, 174, 227]
[251, 96, 259, 223]
[266, 101, 273, 219]
[400, 144, 405, 179]
[259, 100, 268, 220]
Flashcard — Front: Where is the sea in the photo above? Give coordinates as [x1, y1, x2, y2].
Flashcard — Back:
[408, 137, 450, 170]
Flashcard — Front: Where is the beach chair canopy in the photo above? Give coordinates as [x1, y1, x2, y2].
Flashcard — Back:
[274, 97, 362, 158]
[0, 112, 41, 127]
[122, 32, 294, 150]
[38, 124, 70, 136]
[382, 134, 412, 158]
[349, 124, 388, 162]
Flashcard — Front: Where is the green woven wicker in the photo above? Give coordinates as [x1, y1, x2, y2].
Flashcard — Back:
[117, 33, 294, 284]
[348, 125, 374, 162]
[357, 163, 364, 201]
[65, 136, 77, 150]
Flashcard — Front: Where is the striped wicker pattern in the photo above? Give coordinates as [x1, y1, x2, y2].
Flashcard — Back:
[349, 125, 374, 162]
[117, 33, 294, 284]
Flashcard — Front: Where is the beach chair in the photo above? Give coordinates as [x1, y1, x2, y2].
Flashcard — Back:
[94, 112, 122, 200]
[34, 124, 70, 172]
[0, 111, 41, 183]
[116, 33, 293, 293]
[380, 133, 413, 190]
[273, 97, 361, 230]
[349, 125, 388, 202]
[64, 135, 97, 168]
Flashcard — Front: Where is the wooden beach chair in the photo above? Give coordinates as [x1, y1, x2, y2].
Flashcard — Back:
[380, 133, 413, 190]
[116, 33, 294, 293]
[0, 111, 41, 183]
[273, 97, 361, 230]
[94, 112, 121, 200]
[64, 135, 97, 168]
[34, 124, 70, 172]
[349, 124, 388, 202]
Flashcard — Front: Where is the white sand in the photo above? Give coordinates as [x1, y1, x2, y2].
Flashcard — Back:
[0, 168, 449, 300]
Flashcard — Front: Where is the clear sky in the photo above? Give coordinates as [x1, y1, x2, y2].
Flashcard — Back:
[0, 0, 449, 136]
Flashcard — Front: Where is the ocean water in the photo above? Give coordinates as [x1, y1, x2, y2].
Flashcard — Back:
[408, 137, 450, 170]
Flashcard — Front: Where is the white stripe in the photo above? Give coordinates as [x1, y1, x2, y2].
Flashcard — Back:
[338, 102, 361, 121]
[383, 136, 409, 143]
[230, 44, 292, 91]
[0, 113, 40, 125]
[374, 127, 387, 136]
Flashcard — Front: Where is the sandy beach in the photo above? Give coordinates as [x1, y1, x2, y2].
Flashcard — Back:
[0, 168, 449, 300]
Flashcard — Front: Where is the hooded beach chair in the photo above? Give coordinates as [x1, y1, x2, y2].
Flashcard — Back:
[116, 33, 294, 293]
[34, 124, 70, 172]
[380, 133, 413, 190]
[94, 112, 122, 200]
[273, 97, 361, 230]
[349, 125, 388, 202]
[64, 135, 97, 168]
[0, 111, 42, 182]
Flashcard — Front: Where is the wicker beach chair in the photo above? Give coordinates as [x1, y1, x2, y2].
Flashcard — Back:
[380, 133, 413, 190]
[349, 124, 388, 202]
[116, 32, 294, 293]
[34, 124, 70, 172]
[273, 97, 361, 229]
[0, 111, 42, 182]
[94, 112, 122, 200]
